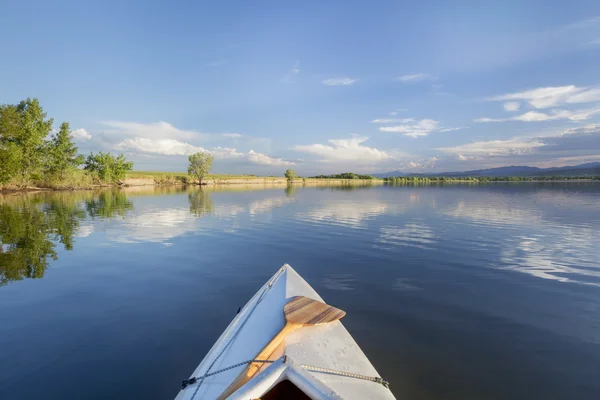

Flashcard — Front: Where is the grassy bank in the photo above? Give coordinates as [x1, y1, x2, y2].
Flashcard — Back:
[124, 171, 384, 186]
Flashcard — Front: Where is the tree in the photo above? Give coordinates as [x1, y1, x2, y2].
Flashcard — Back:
[83, 152, 133, 183]
[285, 169, 296, 182]
[188, 152, 214, 185]
[14, 99, 54, 183]
[46, 122, 84, 178]
[0, 99, 54, 185]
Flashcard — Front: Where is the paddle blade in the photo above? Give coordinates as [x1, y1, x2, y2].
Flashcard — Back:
[284, 296, 346, 326]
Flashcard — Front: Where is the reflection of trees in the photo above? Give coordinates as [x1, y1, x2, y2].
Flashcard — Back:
[188, 189, 213, 217]
[0, 204, 59, 285]
[284, 184, 296, 197]
[45, 199, 86, 250]
[0, 189, 134, 286]
[85, 190, 133, 219]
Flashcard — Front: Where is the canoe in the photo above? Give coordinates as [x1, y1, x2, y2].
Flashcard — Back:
[174, 264, 396, 399]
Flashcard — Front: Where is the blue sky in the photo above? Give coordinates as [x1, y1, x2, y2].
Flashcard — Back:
[1, 0, 600, 174]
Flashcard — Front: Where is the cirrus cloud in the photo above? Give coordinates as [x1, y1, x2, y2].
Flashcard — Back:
[488, 85, 600, 109]
[395, 73, 433, 83]
[475, 108, 600, 123]
[321, 77, 358, 86]
[437, 124, 600, 160]
[379, 119, 467, 138]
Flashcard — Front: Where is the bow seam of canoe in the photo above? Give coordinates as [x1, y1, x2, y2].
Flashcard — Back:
[181, 357, 390, 390]
[188, 266, 286, 399]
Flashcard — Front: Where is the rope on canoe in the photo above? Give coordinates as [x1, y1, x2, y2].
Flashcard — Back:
[188, 267, 285, 399]
[181, 357, 390, 391]
[299, 364, 390, 389]
[182, 359, 275, 389]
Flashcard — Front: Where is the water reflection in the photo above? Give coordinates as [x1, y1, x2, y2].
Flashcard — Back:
[298, 200, 388, 228]
[188, 189, 214, 217]
[437, 187, 600, 286]
[0, 190, 135, 285]
[0, 203, 58, 284]
[85, 191, 134, 219]
[376, 221, 437, 250]
[1, 183, 600, 400]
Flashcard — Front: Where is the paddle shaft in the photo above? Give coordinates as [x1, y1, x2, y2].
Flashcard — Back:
[217, 322, 301, 400]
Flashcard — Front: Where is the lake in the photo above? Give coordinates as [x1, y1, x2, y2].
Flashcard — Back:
[1, 183, 599, 400]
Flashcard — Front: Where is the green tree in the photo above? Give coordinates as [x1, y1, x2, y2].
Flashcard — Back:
[285, 169, 296, 182]
[46, 122, 84, 178]
[84, 152, 133, 183]
[0, 105, 24, 184]
[14, 99, 54, 183]
[188, 152, 214, 185]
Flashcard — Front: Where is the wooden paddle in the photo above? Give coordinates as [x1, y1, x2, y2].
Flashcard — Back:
[217, 296, 346, 399]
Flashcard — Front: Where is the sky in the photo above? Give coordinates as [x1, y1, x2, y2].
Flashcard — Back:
[1, 0, 600, 175]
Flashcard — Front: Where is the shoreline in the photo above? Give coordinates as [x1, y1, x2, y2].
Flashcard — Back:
[0, 177, 383, 194]
[2, 176, 598, 194]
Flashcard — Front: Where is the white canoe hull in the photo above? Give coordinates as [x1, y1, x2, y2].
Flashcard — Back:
[175, 264, 396, 399]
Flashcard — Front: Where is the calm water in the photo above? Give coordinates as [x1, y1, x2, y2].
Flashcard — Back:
[1, 183, 599, 400]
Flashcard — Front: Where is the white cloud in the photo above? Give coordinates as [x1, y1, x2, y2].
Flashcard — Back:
[475, 108, 600, 123]
[565, 88, 600, 104]
[458, 154, 470, 161]
[72, 128, 92, 141]
[438, 126, 467, 132]
[102, 120, 200, 140]
[371, 118, 414, 124]
[321, 77, 358, 86]
[379, 119, 465, 138]
[294, 137, 390, 163]
[222, 133, 243, 138]
[114, 138, 293, 167]
[115, 138, 205, 156]
[488, 85, 600, 109]
[438, 137, 546, 157]
[247, 150, 295, 166]
[395, 73, 432, 83]
[503, 101, 521, 112]
[115, 137, 244, 158]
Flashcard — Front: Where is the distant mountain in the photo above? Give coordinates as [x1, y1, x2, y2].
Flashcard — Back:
[373, 162, 600, 178]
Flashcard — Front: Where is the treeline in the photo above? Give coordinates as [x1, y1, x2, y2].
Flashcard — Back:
[0, 98, 133, 189]
[309, 172, 375, 180]
[384, 176, 600, 183]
